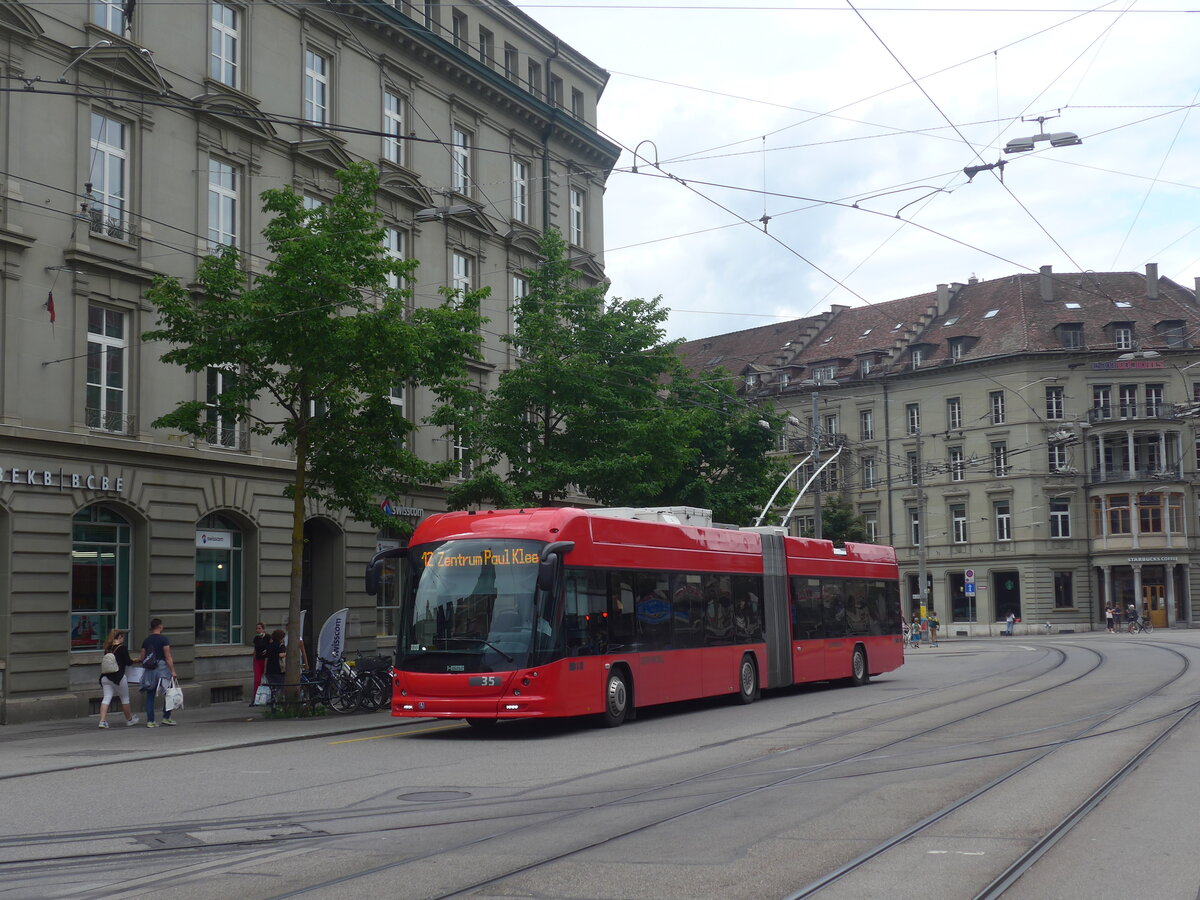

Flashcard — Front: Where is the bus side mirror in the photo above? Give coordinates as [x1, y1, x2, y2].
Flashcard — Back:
[537, 541, 575, 591]
[365, 546, 408, 594]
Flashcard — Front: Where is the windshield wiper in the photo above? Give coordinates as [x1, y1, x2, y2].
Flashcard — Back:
[442, 637, 514, 662]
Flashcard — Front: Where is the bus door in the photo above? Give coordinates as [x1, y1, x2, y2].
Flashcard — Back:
[790, 577, 826, 683]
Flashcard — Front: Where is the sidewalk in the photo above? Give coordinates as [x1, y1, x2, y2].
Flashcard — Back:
[0, 701, 409, 781]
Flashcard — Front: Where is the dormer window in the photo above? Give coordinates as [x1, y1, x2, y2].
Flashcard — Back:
[1059, 324, 1083, 349]
[812, 365, 837, 383]
[911, 348, 924, 369]
[745, 373, 759, 387]
[949, 339, 965, 360]
[1159, 320, 1186, 348]
[859, 358, 873, 377]
[1113, 324, 1134, 350]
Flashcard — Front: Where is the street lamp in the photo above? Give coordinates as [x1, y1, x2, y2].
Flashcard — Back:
[414, 203, 475, 222]
[1003, 114, 1082, 154]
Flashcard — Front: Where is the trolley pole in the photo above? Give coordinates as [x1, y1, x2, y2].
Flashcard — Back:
[812, 388, 822, 540]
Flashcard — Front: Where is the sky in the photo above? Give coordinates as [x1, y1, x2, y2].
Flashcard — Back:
[518, 1, 1200, 343]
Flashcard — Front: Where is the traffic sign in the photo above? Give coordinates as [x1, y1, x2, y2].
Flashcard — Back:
[965, 568, 975, 584]
[965, 583, 976, 596]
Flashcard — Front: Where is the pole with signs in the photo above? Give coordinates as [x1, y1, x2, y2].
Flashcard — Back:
[964, 569, 976, 622]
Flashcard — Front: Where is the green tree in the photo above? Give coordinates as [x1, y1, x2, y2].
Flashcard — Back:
[144, 162, 485, 688]
[449, 229, 692, 508]
[634, 374, 789, 525]
[808, 493, 871, 543]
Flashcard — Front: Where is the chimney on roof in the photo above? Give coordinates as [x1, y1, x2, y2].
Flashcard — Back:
[1040, 265, 1054, 302]
[968, 273, 978, 285]
[1146, 263, 1159, 299]
[936, 283, 949, 313]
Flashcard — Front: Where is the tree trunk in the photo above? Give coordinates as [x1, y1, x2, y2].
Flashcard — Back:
[284, 436, 308, 702]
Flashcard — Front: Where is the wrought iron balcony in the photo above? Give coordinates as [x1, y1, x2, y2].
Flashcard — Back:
[86, 408, 136, 435]
[1086, 403, 1180, 425]
[205, 424, 250, 451]
[1087, 466, 1182, 485]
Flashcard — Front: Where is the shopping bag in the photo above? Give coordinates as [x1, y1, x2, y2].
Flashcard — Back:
[164, 678, 184, 712]
[253, 683, 272, 706]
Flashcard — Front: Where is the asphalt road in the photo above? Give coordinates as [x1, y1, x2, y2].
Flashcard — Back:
[3, 633, 1200, 900]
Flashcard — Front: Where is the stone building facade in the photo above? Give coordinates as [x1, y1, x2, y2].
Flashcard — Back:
[0, 0, 617, 722]
[680, 266, 1200, 636]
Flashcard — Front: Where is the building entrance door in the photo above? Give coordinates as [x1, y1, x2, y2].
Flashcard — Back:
[1143, 584, 1167, 629]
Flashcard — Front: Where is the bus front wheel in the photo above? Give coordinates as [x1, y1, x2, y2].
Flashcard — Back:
[850, 646, 870, 686]
[603, 670, 629, 727]
[736, 655, 759, 704]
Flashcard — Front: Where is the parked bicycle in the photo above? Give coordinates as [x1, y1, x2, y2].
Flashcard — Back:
[1128, 615, 1153, 634]
[351, 651, 394, 711]
[302, 656, 360, 712]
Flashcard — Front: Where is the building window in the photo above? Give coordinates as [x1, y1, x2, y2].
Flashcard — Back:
[384, 227, 405, 291]
[1108, 494, 1131, 534]
[451, 127, 471, 194]
[1046, 385, 1064, 420]
[93, 0, 125, 33]
[1093, 384, 1112, 419]
[383, 91, 405, 165]
[1114, 325, 1133, 350]
[1138, 493, 1163, 533]
[1146, 384, 1164, 415]
[911, 348, 924, 368]
[423, 0, 438, 29]
[947, 396, 962, 431]
[571, 88, 585, 118]
[795, 515, 815, 538]
[909, 508, 921, 546]
[864, 515, 878, 543]
[951, 504, 968, 544]
[1061, 325, 1083, 349]
[569, 187, 585, 245]
[388, 378, 407, 422]
[1048, 443, 1070, 472]
[1050, 498, 1071, 537]
[949, 446, 965, 482]
[86, 305, 127, 433]
[88, 113, 128, 240]
[452, 430, 471, 479]
[906, 403, 920, 435]
[195, 513, 244, 645]
[304, 49, 330, 125]
[859, 358, 873, 377]
[512, 159, 529, 223]
[549, 75, 563, 107]
[503, 44, 518, 80]
[478, 27, 494, 65]
[207, 157, 238, 249]
[949, 339, 965, 360]
[859, 408, 874, 440]
[71, 506, 132, 651]
[1053, 571, 1073, 609]
[995, 501, 1012, 541]
[907, 451, 919, 485]
[452, 252, 472, 293]
[206, 366, 242, 449]
[1169, 493, 1185, 533]
[1118, 384, 1137, 418]
[527, 60, 541, 97]
[210, 1, 239, 87]
[861, 457, 876, 488]
[991, 441, 1009, 477]
[451, 10, 467, 49]
[989, 390, 1006, 425]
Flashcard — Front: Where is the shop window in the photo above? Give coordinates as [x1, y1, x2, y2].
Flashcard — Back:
[72, 506, 131, 651]
[195, 513, 244, 645]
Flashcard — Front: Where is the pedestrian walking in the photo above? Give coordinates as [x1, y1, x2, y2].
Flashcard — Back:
[140, 618, 178, 727]
[252, 622, 270, 694]
[265, 629, 287, 695]
[909, 616, 922, 649]
[1105, 604, 1115, 633]
[1005, 611, 1015, 636]
[97, 629, 139, 728]
[927, 610, 940, 646]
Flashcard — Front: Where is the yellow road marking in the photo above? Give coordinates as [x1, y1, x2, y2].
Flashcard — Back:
[329, 722, 464, 744]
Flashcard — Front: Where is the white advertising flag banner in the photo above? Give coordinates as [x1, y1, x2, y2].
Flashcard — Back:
[317, 607, 350, 662]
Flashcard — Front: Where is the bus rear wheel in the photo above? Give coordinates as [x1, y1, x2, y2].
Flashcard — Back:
[736, 655, 759, 704]
[849, 646, 870, 686]
[603, 670, 629, 727]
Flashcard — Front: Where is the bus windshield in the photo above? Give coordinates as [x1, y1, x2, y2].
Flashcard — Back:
[398, 539, 556, 673]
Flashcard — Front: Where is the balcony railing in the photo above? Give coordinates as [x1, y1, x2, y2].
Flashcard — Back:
[86, 408, 136, 435]
[87, 208, 132, 243]
[787, 433, 848, 453]
[1086, 403, 1179, 424]
[205, 424, 250, 451]
[1087, 466, 1182, 485]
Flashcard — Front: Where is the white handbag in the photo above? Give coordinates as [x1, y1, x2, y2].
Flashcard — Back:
[164, 678, 185, 712]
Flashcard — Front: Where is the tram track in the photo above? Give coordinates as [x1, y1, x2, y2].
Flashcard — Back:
[5, 638, 1181, 900]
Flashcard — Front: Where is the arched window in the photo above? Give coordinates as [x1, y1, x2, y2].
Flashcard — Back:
[195, 513, 243, 645]
[71, 506, 131, 651]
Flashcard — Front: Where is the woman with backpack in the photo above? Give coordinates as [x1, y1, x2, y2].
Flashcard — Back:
[97, 629, 139, 728]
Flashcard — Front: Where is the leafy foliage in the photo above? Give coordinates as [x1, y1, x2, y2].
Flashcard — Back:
[144, 162, 485, 685]
[807, 493, 871, 543]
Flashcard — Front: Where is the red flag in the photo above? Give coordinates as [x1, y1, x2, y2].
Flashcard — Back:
[45, 291, 55, 323]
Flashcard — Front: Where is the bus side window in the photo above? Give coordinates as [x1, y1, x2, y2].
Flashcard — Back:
[633, 571, 671, 651]
[822, 579, 849, 638]
[791, 577, 824, 641]
[671, 575, 705, 649]
[610, 574, 636, 648]
[704, 574, 734, 646]
[565, 569, 608, 656]
[731, 575, 764, 643]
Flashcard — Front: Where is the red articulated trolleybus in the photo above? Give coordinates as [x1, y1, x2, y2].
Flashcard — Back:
[366, 506, 903, 728]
